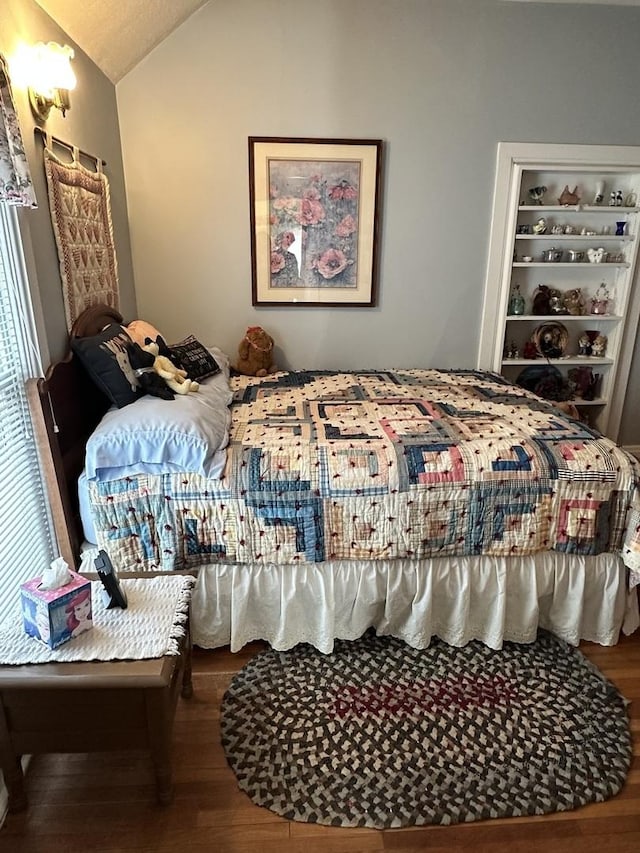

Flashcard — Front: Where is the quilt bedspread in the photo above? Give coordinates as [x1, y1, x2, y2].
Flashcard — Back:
[88, 369, 640, 580]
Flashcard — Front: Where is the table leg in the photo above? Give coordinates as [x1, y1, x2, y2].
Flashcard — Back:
[0, 700, 28, 812]
[145, 689, 173, 806]
[181, 620, 193, 700]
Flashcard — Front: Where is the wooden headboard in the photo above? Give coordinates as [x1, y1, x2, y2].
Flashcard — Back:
[26, 304, 125, 569]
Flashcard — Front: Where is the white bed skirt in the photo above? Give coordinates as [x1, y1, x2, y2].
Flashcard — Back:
[190, 554, 639, 653]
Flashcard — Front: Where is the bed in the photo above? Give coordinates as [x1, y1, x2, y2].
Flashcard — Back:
[28, 305, 640, 653]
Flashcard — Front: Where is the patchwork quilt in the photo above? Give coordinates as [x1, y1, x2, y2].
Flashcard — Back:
[88, 369, 640, 581]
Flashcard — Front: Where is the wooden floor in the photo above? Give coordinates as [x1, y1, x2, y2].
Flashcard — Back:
[2, 631, 640, 853]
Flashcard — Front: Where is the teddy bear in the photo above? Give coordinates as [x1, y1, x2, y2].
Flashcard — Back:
[142, 340, 199, 394]
[234, 326, 278, 377]
[127, 341, 175, 400]
[563, 288, 585, 316]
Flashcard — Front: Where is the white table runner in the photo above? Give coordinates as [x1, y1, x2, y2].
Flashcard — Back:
[0, 575, 194, 665]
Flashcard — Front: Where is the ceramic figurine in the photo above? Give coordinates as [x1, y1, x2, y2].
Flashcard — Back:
[558, 185, 580, 206]
[532, 218, 547, 234]
[592, 181, 605, 205]
[528, 186, 547, 205]
[591, 334, 607, 357]
[590, 283, 610, 315]
[587, 247, 607, 264]
[549, 294, 565, 314]
[578, 334, 591, 357]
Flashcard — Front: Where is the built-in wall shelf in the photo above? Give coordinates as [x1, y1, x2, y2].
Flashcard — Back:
[478, 142, 640, 440]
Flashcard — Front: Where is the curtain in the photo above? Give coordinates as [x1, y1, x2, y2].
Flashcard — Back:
[0, 53, 37, 209]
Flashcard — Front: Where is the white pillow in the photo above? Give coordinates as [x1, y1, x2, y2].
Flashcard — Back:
[84, 347, 232, 482]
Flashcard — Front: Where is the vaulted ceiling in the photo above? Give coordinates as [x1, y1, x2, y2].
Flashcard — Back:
[34, 0, 639, 85]
[34, 0, 208, 83]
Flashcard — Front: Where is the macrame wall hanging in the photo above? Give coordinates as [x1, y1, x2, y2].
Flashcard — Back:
[43, 137, 119, 330]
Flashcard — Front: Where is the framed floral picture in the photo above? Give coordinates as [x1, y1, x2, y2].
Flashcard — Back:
[249, 137, 383, 306]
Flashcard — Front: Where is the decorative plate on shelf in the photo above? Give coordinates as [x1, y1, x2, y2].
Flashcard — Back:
[531, 322, 569, 359]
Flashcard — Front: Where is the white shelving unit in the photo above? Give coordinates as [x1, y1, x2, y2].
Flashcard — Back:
[478, 143, 640, 440]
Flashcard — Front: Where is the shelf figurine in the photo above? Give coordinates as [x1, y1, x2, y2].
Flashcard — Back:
[508, 284, 526, 315]
[528, 186, 547, 205]
[587, 247, 607, 264]
[578, 334, 591, 357]
[549, 294, 565, 314]
[590, 283, 610, 315]
[591, 334, 607, 357]
[568, 366, 598, 401]
[592, 181, 605, 205]
[558, 185, 580, 206]
[563, 288, 585, 315]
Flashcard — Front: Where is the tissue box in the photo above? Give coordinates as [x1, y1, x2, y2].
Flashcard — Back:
[21, 571, 93, 649]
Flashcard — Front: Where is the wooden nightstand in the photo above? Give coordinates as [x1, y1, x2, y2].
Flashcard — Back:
[0, 612, 192, 811]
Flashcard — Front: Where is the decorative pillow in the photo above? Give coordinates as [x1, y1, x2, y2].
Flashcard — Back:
[169, 335, 220, 381]
[71, 324, 141, 408]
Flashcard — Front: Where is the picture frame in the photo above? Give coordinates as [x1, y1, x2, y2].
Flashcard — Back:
[249, 137, 383, 306]
[94, 549, 128, 610]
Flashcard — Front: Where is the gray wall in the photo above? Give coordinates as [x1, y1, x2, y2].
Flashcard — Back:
[117, 0, 640, 444]
[0, 0, 136, 363]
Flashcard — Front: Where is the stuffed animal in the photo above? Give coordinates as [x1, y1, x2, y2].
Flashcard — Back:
[127, 342, 175, 400]
[563, 288, 585, 315]
[142, 340, 199, 394]
[144, 334, 175, 362]
[125, 319, 165, 348]
[234, 326, 278, 377]
[568, 366, 598, 401]
[532, 285, 553, 315]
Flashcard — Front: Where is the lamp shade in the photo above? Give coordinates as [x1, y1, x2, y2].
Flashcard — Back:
[30, 42, 76, 98]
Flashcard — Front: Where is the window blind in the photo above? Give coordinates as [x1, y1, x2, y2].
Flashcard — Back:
[0, 205, 55, 617]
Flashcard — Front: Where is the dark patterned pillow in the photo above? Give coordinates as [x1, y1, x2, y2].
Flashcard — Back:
[169, 335, 220, 381]
[71, 324, 141, 408]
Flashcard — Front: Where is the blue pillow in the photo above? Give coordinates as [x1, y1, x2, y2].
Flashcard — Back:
[84, 348, 232, 482]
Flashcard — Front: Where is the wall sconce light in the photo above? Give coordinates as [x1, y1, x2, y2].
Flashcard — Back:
[28, 42, 76, 121]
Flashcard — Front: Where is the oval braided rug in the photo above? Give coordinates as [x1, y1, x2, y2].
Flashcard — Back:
[220, 630, 631, 829]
